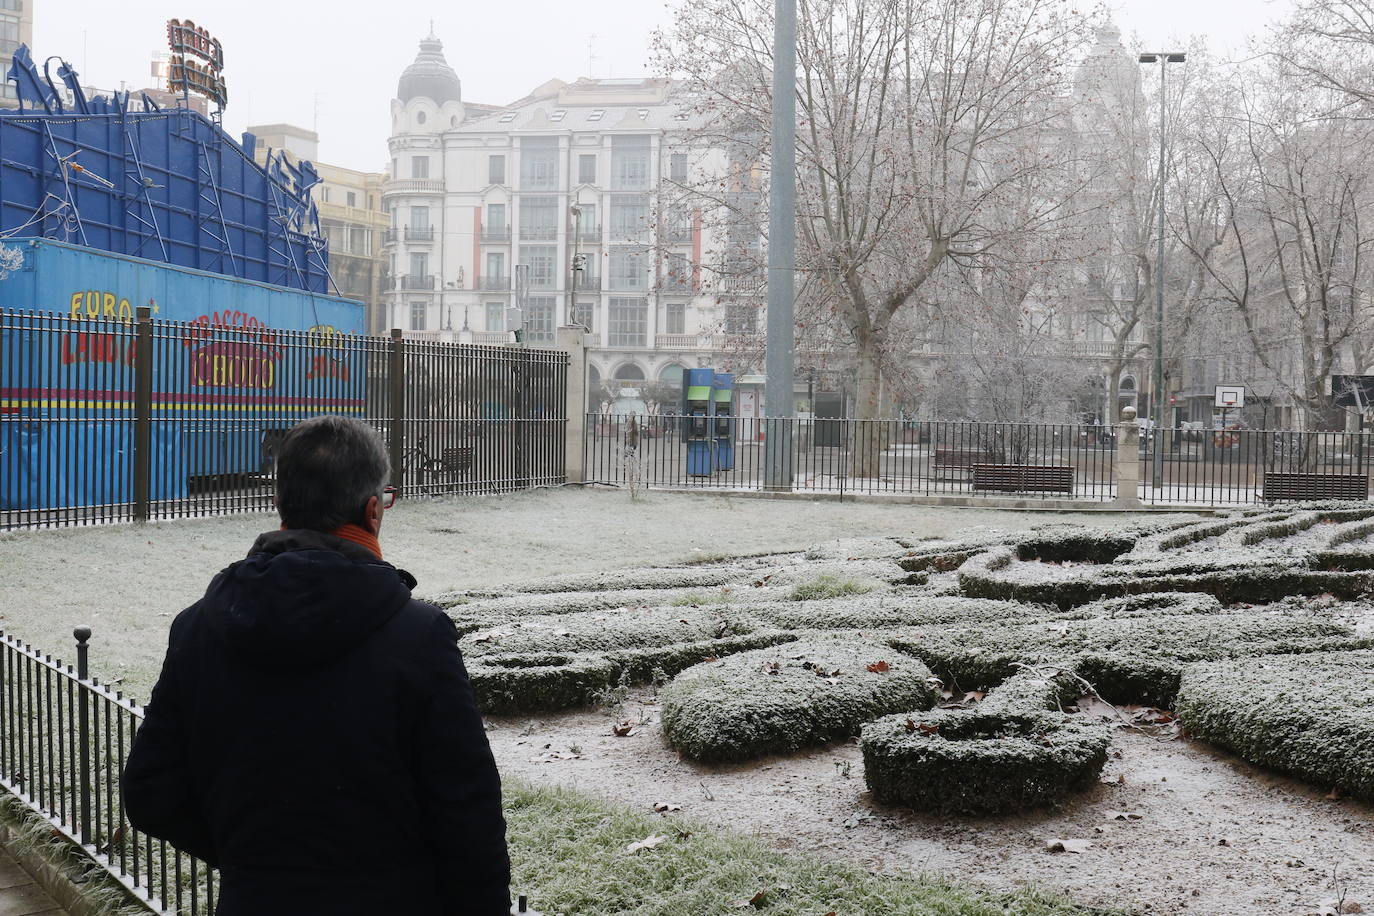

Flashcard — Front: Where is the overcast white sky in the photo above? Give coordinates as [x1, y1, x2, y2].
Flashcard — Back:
[35, 0, 1295, 172]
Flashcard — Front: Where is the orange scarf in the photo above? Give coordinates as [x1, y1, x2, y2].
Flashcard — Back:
[328, 523, 383, 560]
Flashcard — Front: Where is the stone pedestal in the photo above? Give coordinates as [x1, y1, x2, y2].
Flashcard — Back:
[556, 326, 588, 484]
[1114, 406, 1141, 509]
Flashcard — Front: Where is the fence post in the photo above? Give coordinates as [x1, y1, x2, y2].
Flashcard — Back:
[132, 307, 153, 523]
[74, 626, 92, 847]
[389, 329, 405, 490]
[556, 326, 586, 484]
[1114, 406, 1141, 509]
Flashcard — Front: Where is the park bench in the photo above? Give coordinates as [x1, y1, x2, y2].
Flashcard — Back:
[971, 463, 1075, 496]
[932, 447, 988, 481]
[439, 446, 474, 477]
[1262, 471, 1368, 502]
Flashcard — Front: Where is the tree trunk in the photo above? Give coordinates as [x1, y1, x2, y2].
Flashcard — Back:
[851, 340, 884, 478]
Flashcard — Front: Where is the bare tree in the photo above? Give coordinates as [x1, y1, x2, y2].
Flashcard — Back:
[1190, 55, 1374, 429]
[657, 0, 1095, 474]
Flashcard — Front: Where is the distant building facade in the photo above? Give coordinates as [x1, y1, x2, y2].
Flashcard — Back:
[249, 124, 390, 335]
[0, 0, 33, 110]
[385, 32, 736, 405]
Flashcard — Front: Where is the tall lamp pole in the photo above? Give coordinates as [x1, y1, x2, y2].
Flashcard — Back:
[764, 0, 797, 488]
[1138, 50, 1185, 493]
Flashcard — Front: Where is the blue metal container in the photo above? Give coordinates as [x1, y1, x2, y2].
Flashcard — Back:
[683, 367, 715, 476]
[1, 239, 364, 510]
[713, 372, 735, 471]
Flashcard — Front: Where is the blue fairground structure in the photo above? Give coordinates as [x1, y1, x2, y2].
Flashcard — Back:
[0, 44, 364, 510]
[713, 372, 735, 471]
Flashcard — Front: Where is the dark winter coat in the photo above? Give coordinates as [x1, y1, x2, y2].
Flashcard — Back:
[122, 529, 511, 915]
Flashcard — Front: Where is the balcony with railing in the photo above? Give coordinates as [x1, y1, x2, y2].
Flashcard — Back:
[397, 275, 436, 290]
[382, 228, 399, 245]
[518, 224, 558, 241]
[480, 276, 511, 291]
[472, 330, 510, 345]
[575, 225, 603, 243]
[383, 178, 446, 195]
[662, 224, 694, 244]
[575, 274, 602, 291]
[481, 224, 512, 243]
[405, 226, 435, 243]
[655, 334, 707, 350]
[659, 274, 692, 293]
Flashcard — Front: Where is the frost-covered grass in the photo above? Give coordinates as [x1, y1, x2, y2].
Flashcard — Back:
[505, 780, 1123, 916]
[0, 489, 1128, 701]
[789, 573, 877, 601]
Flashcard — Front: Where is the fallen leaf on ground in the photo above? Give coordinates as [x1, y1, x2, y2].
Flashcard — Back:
[866, 661, 891, 673]
[612, 721, 635, 737]
[653, 802, 682, 813]
[626, 834, 668, 854]
[1327, 786, 1343, 800]
[730, 890, 769, 908]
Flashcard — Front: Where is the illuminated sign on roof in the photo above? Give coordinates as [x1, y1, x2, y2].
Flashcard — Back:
[166, 19, 227, 112]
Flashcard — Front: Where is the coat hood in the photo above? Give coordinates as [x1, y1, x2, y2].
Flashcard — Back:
[203, 530, 418, 670]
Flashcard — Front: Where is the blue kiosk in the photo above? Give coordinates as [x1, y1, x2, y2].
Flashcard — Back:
[712, 372, 735, 471]
[683, 368, 715, 476]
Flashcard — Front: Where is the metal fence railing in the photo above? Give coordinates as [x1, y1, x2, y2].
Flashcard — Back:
[1143, 426, 1373, 505]
[0, 628, 209, 914]
[1, 309, 569, 530]
[587, 415, 1120, 501]
[588, 415, 1374, 507]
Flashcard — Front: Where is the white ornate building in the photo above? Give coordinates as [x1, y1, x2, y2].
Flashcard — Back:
[384, 32, 736, 401]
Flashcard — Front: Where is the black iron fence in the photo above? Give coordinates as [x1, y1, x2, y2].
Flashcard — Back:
[587, 416, 1120, 501]
[588, 415, 1374, 507]
[1, 309, 568, 530]
[1143, 426, 1373, 505]
[0, 628, 209, 914]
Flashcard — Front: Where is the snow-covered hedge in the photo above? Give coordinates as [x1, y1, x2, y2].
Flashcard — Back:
[1065, 592, 1222, 619]
[1013, 528, 1137, 564]
[750, 595, 1046, 632]
[461, 607, 797, 714]
[512, 566, 743, 594]
[862, 707, 1109, 814]
[661, 638, 939, 763]
[958, 546, 1374, 609]
[888, 614, 1369, 708]
[1176, 650, 1374, 802]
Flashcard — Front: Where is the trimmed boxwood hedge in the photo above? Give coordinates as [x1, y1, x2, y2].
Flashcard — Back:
[1014, 529, 1137, 564]
[958, 546, 1374, 609]
[750, 595, 1048, 632]
[661, 638, 939, 763]
[888, 614, 1371, 708]
[1176, 650, 1374, 802]
[862, 707, 1111, 814]
[458, 607, 766, 658]
[1067, 592, 1222, 620]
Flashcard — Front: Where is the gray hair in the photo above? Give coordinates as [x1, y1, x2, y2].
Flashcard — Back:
[275, 416, 390, 531]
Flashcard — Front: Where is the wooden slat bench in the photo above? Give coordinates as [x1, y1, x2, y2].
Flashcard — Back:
[971, 464, 1075, 496]
[439, 446, 474, 477]
[933, 447, 988, 481]
[1262, 472, 1368, 501]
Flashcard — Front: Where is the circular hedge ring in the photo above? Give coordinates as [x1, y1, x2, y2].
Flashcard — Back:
[861, 709, 1110, 815]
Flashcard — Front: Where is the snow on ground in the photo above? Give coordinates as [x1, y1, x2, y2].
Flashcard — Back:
[0, 488, 1141, 700]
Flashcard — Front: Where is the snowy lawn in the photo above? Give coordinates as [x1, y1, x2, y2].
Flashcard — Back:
[0, 488, 1135, 702]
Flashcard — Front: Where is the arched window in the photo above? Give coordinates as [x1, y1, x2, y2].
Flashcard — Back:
[614, 363, 646, 381]
[658, 363, 685, 386]
[417, 111, 427, 125]
[588, 364, 601, 385]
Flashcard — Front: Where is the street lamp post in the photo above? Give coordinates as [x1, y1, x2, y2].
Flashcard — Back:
[764, 0, 797, 488]
[568, 204, 583, 330]
[1138, 50, 1185, 493]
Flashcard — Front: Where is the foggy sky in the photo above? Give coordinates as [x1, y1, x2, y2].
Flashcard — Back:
[35, 0, 1294, 173]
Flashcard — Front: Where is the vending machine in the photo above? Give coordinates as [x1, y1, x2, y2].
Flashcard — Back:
[712, 372, 735, 471]
[683, 367, 716, 476]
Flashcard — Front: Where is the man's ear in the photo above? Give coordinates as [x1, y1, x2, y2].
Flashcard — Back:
[363, 494, 382, 535]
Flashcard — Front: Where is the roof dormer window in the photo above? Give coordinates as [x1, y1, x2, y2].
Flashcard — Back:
[587, 109, 604, 122]
[549, 110, 567, 122]
[499, 111, 518, 123]
[637, 108, 649, 120]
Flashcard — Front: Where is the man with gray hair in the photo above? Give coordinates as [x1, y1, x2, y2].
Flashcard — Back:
[123, 416, 511, 914]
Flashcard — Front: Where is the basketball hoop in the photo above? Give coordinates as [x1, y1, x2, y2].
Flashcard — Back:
[1224, 399, 1236, 408]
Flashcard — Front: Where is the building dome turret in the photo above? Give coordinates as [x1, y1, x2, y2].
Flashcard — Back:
[397, 32, 461, 106]
[1074, 23, 1139, 111]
